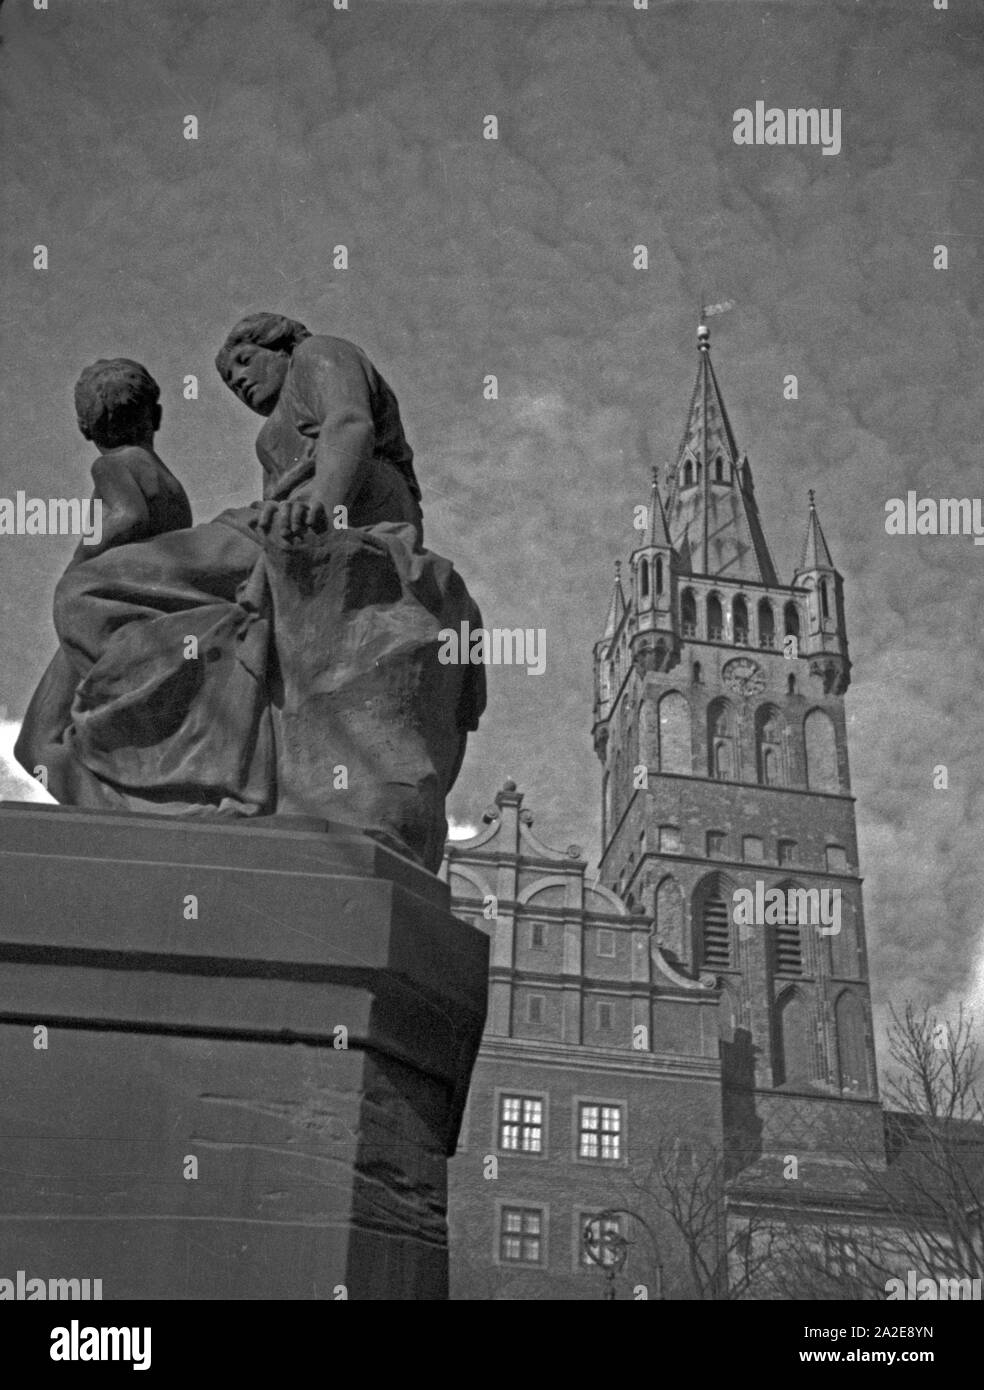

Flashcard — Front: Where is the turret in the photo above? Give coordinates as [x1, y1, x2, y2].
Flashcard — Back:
[792, 491, 851, 694]
[627, 468, 680, 676]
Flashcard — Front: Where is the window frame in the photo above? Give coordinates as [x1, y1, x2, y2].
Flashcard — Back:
[574, 1208, 625, 1273]
[494, 1089, 548, 1158]
[494, 1201, 549, 1268]
[573, 1097, 627, 1166]
[595, 927, 616, 958]
[525, 992, 546, 1026]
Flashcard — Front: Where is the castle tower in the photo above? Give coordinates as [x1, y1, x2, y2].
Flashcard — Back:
[592, 324, 880, 1164]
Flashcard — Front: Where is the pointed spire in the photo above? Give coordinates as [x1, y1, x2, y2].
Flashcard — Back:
[602, 559, 626, 638]
[800, 490, 835, 571]
[665, 327, 778, 584]
[675, 321, 741, 469]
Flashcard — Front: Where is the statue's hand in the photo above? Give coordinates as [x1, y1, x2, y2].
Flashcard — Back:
[257, 496, 329, 543]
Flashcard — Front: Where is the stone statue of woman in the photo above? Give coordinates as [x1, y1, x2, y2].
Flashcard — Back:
[17, 314, 485, 872]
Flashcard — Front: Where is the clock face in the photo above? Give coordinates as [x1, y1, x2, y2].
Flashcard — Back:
[722, 657, 766, 697]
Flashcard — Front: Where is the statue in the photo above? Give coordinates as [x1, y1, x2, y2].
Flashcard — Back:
[16, 316, 486, 873]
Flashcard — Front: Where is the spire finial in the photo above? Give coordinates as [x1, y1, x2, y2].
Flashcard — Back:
[614, 559, 622, 582]
[808, 489, 816, 508]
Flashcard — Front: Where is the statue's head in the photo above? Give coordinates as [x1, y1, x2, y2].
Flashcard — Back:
[74, 359, 162, 450]
[214, 312, 311, 416]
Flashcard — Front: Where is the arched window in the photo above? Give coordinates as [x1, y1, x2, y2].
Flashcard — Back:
[655, 556, 663, 594]
[681, 589, 697, 636]
[715, 457, 724, 483]
[707, 698, 735, 780]
[805, 709, 839, 792]
[694, 873, 734, 970]
[640, 558, 649, 599]
[784, 602, 800, 639]
[755, 704, 786, 787]
[775, 988, 814, 1086]
[707, 594, 723, 641]
[828, 901, 860, 980]
[835, 992, 870, 1094]
[638, 697, 657, 766]
[658, 692, 691, 775]
[655, 876, 687, 964]
[732, 595, 748, 645]
[683, 459, 694, 487]
[771, 880, 804, 974]
[758, 600, 775, 649]
[819, 579, 830, 621]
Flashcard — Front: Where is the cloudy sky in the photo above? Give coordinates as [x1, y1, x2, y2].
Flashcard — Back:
[1, 0, 982, 1046]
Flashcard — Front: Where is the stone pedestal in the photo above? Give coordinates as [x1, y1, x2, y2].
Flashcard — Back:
[0, 803, 488, 1300]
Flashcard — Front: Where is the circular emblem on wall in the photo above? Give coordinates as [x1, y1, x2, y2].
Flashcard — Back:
[721, 657, 766, 697]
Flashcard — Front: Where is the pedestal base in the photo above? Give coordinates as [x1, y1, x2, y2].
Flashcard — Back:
[0, 804, 488, 1300]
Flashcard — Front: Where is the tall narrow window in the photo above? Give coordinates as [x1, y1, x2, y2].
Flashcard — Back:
[775, 988, 813, 1086]
[732, 595, 748, 645]
[695, 875, 733, 969]
[835, 992, 870, 1095]
[707, 594, 724, 641]
[819, 579, 830, 620]
[640, 558, 649, 599]
[715, 457, 724, 482]
[658, 692, 692, 775]
[771, 889, 803, 975]
[655, 556, 663, 594]
[805, 709, 839, 792]
[681, 589, 697, 637]
[755, 704, 786, 787]
[758, 600, 776, 648]
[784, 601, 800, 639]
[707, 699, 735, 780]
[683, 459, 694, 487]
[655, 876, 686, 962]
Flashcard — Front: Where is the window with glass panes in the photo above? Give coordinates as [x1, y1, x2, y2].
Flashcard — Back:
[499, 1206, 543, 1264]
[581, 1212, 623, 1266]
[578, 1102, 622, 1160]
[499, 1095, 544, 1153]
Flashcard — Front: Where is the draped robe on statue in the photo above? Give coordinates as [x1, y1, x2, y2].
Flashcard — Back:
[16, 336, 485, 873]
